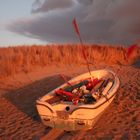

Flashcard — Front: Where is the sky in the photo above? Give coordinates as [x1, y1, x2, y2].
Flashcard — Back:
[0, 0, 140, 47]
[0, 0, 46, 47]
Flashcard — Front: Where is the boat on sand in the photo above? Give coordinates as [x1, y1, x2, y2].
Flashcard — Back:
[36, 69, 120, 131]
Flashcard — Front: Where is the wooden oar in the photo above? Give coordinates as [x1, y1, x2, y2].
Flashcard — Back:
[40, 128, 64, 140]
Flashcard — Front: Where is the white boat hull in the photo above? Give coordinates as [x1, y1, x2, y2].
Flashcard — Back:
[36, 69, 120, 131]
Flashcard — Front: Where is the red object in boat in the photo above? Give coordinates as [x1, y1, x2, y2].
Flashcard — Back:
[72, 97, 80, 105]
[55, 89, 73, 101]
[86, 78, 102, 90]
[55, 89, 80, 105]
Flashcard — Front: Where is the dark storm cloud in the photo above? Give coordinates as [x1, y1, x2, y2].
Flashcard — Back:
[77, 0, 93, 5]
[32, 0, 76, 13]
[7, 0, 140, 45]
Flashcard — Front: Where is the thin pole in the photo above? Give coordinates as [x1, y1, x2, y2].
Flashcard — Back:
[73, 18, 92, 78]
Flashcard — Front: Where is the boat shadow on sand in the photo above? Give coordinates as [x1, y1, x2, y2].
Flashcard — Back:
[132, 60, 140, 69]
[3, 74, 71, 122]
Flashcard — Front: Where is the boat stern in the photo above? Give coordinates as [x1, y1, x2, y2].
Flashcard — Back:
[36, 100, 96, 131]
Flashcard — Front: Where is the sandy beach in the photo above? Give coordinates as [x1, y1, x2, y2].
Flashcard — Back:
[0, 62, 140, 140]
[1, 0, 140, 139]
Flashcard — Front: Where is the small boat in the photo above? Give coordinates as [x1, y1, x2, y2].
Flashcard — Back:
[36, 69, 120, 131]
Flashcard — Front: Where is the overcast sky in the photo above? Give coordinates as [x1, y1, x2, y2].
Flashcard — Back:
[0, 0, 140, 47]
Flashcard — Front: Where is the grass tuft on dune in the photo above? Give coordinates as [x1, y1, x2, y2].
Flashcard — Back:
[0, 44, 139, 78]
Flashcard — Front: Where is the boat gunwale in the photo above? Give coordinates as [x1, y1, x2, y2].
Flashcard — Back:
[36, 87, 118, 115]
[36, 69, 120, 114]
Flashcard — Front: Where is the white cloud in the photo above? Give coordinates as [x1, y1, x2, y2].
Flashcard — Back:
[7, 0, 140, 45]
[32, 0, 76, 13]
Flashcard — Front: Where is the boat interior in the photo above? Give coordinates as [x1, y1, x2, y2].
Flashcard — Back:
[44, 73, 114, 106]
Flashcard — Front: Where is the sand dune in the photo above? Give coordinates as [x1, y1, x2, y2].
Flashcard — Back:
[0, 63, 140, 140]
[0, 45, 140, 139]
[0, 44, 139, 78]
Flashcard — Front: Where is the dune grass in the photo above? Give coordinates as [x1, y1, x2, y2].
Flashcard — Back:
[0, 44, 139, 78]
